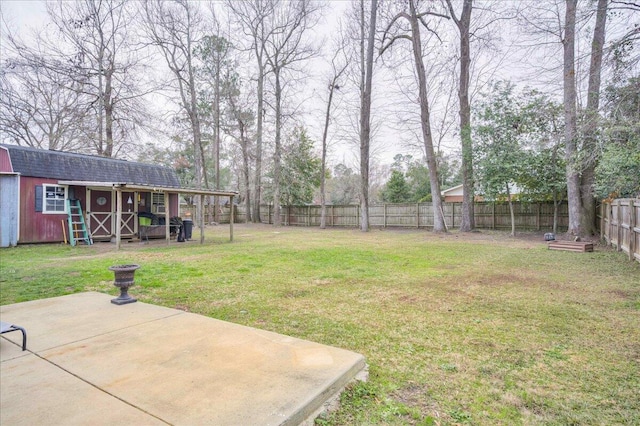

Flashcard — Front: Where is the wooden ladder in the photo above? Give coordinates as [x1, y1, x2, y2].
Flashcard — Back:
[67, 199, 93, 246]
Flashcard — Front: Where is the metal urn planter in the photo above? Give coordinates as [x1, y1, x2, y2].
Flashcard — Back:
[109, 264, 140, 305]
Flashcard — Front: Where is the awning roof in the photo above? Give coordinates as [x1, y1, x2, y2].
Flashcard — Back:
[57, 181, 238, 197]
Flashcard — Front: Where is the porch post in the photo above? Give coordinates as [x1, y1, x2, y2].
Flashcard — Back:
[86, 188, 91, 234]
[134, 192, 139, 236]
[115, 189, 122, 250]
[165, 191, 170, 245]
[199, 194, 205, 244]
[230, 195, 234, 242]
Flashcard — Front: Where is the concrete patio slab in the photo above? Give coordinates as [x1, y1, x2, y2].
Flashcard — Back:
[0, 292, 181, 353]
[1, 353, 165, 425]
[1, 292, 366, 425]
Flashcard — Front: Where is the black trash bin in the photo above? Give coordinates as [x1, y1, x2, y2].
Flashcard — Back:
[183, 219, 193, 240]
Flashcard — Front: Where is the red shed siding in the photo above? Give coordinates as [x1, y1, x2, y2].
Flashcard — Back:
[18, 177, 180, 243]
[0, 147, 13, 172]
[19, 177, 89, 243]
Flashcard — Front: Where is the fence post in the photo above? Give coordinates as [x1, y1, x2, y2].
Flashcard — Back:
[537, 203, 541, 231]
[609, 202, 614, 246]
[600, 203, 605, 241]
[492, 202, 496, 230]
[616, 200, 622, 251]
[331, 205, 334, 227]
[383, 203, 387, 228]
[357, 205, 360, 227]
[451, 203, 455, 228]
[629, 199, 636, 261]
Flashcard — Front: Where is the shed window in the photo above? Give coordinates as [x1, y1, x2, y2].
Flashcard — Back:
[42, 184, 67, 214]
[152, 192, 165, 214]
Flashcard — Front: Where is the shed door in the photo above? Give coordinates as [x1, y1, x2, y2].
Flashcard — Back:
[0, 174, 19, 247]
[89, 190, 113, 239]
[119, 191, 136, 237]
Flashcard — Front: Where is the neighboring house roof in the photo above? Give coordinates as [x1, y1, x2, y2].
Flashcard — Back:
[1, 144, 180, 188]
[441, 184, 463, 196]
[441, 183, 522, 197]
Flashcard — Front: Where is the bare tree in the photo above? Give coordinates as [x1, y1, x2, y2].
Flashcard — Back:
[320, 39, 349, 229]
[224, 70, 255, 222]
[381, 0, 448, 232]
[45, 0, 147, 157]
[0, 38, 89, 150]
[262, 0, 321, 226]
[2, 0, 149, 157]
[333, 0, 385, 229]
[563, 0, 582, 236]
[226, 0, 275, 224]
[580, 0, 608, 235]
[609, 0, 640, 70]
[142, 0, 206, 189]
[517, 0, 610, 237]
[195, 30, 234, 222]
[359, 0, 378, 232]
[446, 0, 475, 232]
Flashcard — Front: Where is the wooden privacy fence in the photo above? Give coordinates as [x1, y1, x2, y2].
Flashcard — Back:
[256, 202, 569, 232]
[179, 204, 247, 225]
[601, 198, 640, 263]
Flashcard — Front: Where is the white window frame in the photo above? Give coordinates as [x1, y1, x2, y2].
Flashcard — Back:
[42, 184, 67, 214]
[151, 192, 165, 214]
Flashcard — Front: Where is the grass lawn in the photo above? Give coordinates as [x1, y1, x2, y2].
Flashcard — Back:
[1, 224, 638, 425]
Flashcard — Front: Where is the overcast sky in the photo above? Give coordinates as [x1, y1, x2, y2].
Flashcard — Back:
[1, 1, 638, 174]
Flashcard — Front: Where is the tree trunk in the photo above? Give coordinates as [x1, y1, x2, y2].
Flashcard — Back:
[104, 70, 114, 157]
[228, 87, 252, 222]
[563, 0, 582, 237]
[214, 53, 221, 223]
[241, 130, 251, 223]
[192, 118, 204, 224]
[553, 191, 559, 235]
[580, 0, 608, 236]
[253, 64, 264, 223]
[97, 57, 105, 156]
[142, 1, 204, 221]
[273, 68, 282, 227]
[320, 84, 335, 229]
[408, 0, 446, 232]
[453, 0, 474, 232]
[506, 183, 515, 236]
[359, 0, 377, 232]
[446, 0, 474, 231]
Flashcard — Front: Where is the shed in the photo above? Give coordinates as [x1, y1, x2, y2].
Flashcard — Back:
[0, 144, 237, 248]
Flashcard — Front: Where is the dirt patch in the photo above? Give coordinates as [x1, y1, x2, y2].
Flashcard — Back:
[174, 304, 191, 312]
[392, 383, 441, 423]
[608, 289, 634, 300]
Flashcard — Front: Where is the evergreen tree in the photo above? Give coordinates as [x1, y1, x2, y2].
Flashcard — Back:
[272, 127, 322, 205]
[381, 170, 412, 203]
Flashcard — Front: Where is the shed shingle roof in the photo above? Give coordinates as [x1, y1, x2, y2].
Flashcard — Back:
[1, 144, 180, 188]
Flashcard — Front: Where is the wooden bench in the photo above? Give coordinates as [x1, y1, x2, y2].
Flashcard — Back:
[0, 321, 27, 351]
[548, 241, 594, 252]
